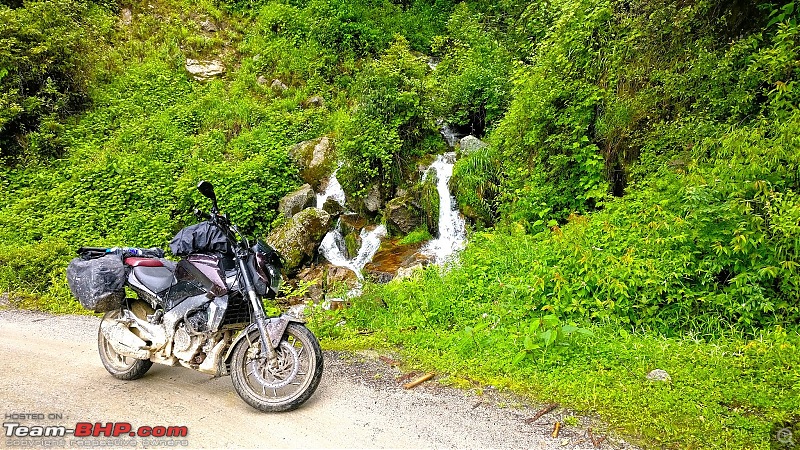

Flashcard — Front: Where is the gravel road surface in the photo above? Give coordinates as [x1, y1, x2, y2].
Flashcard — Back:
[0, 309, 628, 449]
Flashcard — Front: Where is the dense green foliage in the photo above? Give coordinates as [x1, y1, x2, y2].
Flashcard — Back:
[1, 0, 799, 447]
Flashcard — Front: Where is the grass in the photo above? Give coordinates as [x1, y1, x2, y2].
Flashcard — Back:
[312, 306, 800, 449]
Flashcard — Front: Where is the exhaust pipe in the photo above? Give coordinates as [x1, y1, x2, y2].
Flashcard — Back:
[100, 320, 151, 360]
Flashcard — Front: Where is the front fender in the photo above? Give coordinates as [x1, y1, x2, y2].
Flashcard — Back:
[223, 314, 304, 366]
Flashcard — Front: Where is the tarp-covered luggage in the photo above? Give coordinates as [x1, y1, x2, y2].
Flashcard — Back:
[66, 254, 125, 312]
[169, 221, 231, 256]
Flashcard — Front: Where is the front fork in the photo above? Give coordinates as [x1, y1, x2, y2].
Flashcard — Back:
[236, 255, 278, 361]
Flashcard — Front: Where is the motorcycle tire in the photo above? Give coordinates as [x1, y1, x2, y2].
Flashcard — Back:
[230, 323, 323, 412]
[97, 310, 153, 380]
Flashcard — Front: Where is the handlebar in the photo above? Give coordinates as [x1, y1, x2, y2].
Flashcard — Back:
[193, 208, 211, 220]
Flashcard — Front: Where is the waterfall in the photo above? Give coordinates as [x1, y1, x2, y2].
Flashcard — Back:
[319, 223, 387, 281]
[316, 167, 346, 209]
[438, 120, 461, 148]
[422, 152, 467, 263]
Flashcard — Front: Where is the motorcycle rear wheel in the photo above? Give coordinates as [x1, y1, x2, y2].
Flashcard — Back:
[230, 323, 323, 412]
[97, 310, 153, 380]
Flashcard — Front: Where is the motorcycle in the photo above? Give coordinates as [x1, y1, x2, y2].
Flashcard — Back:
[68, 181, 323, 412]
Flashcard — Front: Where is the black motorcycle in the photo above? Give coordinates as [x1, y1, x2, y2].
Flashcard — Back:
[67, 181, 323, 412]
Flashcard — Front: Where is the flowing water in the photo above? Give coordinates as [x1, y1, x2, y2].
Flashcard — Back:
[319, 223, 387, 281]
[421, 152, 467, 263]
[316, 149, 466, 295]
[316, 166, 346, 209]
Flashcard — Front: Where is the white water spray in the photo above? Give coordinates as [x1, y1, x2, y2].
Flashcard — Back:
[319, 224, 387, 281]
[316, 167, 346, 209]
[422, 152, 467, 263]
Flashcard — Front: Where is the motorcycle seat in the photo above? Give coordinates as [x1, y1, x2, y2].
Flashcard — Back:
[125, 257, 164, 267]
[132, 266, 175, 295]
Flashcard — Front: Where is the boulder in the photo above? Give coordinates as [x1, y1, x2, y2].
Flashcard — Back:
[278, 184, 315, 219]
[288, 137, 336, 190]
[326, 265, 359, 290]
[266, 208, 331, 273]
[185, 59, 225, 81]
[271, 79, 288, 92]
[256, 75, 269, 85]
[385, 196, 422, 234]
[340, 213, 368, 235]
[289, 265, 325, 304]
[363, 183, 382, 213]
[459, 135, 488, 155]
[646, 369, 672, 382]
[322, 197, 345, 217]
[303, 95, 325, 109]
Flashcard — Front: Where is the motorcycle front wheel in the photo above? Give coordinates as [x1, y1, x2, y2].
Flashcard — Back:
[230, 323, 323, 412]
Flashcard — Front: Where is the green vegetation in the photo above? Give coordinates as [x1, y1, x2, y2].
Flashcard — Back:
[1, 0, 799, 448]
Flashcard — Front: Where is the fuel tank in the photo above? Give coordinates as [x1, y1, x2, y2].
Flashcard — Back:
[175, 253, 230, 297]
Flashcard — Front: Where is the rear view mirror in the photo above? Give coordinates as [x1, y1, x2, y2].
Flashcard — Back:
[197, 180, 219, 212]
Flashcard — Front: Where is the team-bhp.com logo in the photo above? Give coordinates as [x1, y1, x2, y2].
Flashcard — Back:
[4, 422, 188, 438]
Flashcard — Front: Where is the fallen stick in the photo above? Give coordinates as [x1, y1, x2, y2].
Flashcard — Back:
[403, 372, 435, 389]
[379, 356, 400, 366]
[396, 372, 416, 383]
[524, 403, 558, 424]
[551, 421, 561, 438]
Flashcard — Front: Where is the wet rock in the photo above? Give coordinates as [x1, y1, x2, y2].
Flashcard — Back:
[266, 208, 331, 273]
[340, 213, 368, 235]
[185, 59, 225, 81]
[364, 240, 428, 282]
[386, 196, 421, 234]
[278, 184, 315, 219]
[343, 231, 361, 260]
[646, 369, 672, 382]
[303, 95, 325, 109]
[459, 135, 488, 155]
[289, 137, 336, 190]
[291, 265, 325, 304]
[363, 183, 382, 213]
[200, 19, 218, 32]
[322, 197, 345, 217]
[326, 265, 359, 290]
[271, 79, 288, 92]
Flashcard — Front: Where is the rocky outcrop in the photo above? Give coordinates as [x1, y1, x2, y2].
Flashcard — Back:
[185, 59, 225, 81]
[285, 263, 359, 304]
[266, 208, 331, 273]
[289, 137, 336, 190]
[278, 184, 315, 219]
[385, 196, 421, 234]
[459, 135, 488, 155]
[363, 183, 382, 213]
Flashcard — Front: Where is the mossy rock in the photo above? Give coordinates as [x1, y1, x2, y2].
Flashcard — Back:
[266, 208, 331, 273]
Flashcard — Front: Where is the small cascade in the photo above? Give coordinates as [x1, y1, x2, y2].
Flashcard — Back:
[438, 120, 461, 147]
[422, 152, 467, 263]
[316, 167, 346, 209]
[319, 223, 387, 281]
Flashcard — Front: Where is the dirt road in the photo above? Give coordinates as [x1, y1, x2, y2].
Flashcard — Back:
[0, 309, 618, 449]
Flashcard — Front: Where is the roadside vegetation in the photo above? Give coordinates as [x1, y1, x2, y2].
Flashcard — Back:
[1, 0, 798, 448]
